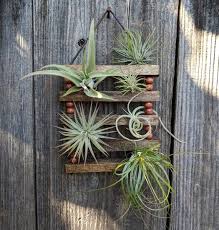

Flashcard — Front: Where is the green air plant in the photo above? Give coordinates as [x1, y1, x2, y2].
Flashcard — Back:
[21, 19, 119, 100]
[114, 145, 174, 216]
[57, 103, 114, 163]
[115, 74, 146, 94]
[116, 93, 152, 141]
[113, 30, 157, 64]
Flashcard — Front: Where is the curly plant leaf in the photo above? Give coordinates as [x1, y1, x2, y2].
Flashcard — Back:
[116, 93, 152, 141]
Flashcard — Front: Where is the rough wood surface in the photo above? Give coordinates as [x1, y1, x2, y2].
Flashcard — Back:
[0, 1, 36, 229]
[65, 160, 121, 174]
[2, 0, 209, 229]
[32, 0, 180, 230]
[104, 139, 160, 152]
[170, 0, 219, 229]
[67, 64, 159, 75]
[33, 1, 129, 230]
[60, 91, 160, 102]
[68, 114, 159, 126]
[127, 0, 181, 228]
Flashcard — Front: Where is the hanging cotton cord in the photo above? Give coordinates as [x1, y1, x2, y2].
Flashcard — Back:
[153, 110, 186, 143]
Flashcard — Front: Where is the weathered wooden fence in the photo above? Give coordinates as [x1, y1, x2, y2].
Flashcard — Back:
[0, 0, 218, 229]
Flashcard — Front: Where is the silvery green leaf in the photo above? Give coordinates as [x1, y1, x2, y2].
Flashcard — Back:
[86, 19, 96, 74]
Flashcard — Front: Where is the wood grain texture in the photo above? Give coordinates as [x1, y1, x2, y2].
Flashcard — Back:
[170, 0, 219, 229]
[65, 160, 121, 173]
[32, 0, 180, 229]
[67, 114, 159, 126]
[1, 0, 218, 229]
[33, 1, 128, 230]
[103, 139, 160, 152]
[0, 1, 36, 230]
[128, 0, 180, 229]
[60, 90, 160, 102]
[67, 64, 159, 75]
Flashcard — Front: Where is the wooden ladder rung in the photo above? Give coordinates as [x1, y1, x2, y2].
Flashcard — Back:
[67, 114, 159, 126]
[65, 159, 121, 173]
[60, 91, 160, 102]
[67, 64, 159, 76]
[103, 139, 160, 152]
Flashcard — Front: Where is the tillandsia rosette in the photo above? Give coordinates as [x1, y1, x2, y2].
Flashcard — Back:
[115, 74, 146, 95]
[21, 19, 121, 100]
[57, 103, 115, 163]
[113, 29, 157, 65]
[116, 93, 152, 141]
[113, 145, 174, 216]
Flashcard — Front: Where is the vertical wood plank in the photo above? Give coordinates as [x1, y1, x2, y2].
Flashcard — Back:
[33, 0, 179, 229]
[128, 0, 180, 229]
[0, 1, 36, 230]
[170, 0, 219, 229]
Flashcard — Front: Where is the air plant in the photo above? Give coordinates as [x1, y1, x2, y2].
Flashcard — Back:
[116, 93, 152, 141]
[114, 145, 174, 216]
[21, 19, 120, 100]
[57, 104, 114, 163]
[113, 30, 157, 64]
[115, 74, 146, 94]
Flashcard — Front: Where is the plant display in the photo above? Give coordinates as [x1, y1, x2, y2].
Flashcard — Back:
[114, 145, 173, 215]
[58, 103, 114, 163]
[116, 93, 152, 141]
[115, 74, 146, 94]
[22, 19, 119, 100]
[113, 30, 157, 64]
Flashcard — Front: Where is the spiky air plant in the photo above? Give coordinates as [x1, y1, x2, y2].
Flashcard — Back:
[115, 74, 146, 94]
[116, 93, 152, 141]
[57, 104, 114, 163]
[114, 145, 174, 216]
[113, 30, 157, 64]
[21, 19, 120, 100]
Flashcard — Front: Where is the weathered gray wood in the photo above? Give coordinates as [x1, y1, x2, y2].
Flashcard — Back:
[68, 64, 159, 75]
[65, 160, 121, 174]
[33, 0, 180, 230]
[0, 1, 36, 230]
[104, 139, 160, 152]
[170, 0, 219, 229]
[127, 0, 180, 229]
[33, 1, 128, 230]
[68, 114, 159, 126]
[60, 91, 160, 102]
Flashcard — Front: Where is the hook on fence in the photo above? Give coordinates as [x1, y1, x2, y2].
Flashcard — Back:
[70, 7, 125, 64]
